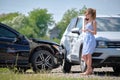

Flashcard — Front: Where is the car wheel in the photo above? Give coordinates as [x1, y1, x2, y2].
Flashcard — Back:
[62, 59, 71, 73]
[79, 46, 87, 73]
[80, 59, 87, 72]
[31, 49, 54, 72]
[113, 66, 120, 74]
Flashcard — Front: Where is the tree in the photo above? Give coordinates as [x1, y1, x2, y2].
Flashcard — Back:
[28, 8, 54, 38]
[10, 15, 28, 30]
[0, 12, 21, 28]
[13, 15, 38, 38]
[0, 12, 20, 22]
[19, 25, 38, 38]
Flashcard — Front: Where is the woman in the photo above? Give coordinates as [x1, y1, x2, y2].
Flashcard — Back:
[81, 8, 97, 75]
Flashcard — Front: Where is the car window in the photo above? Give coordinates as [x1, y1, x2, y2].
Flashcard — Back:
[96, 17, 120, 31]
[76, 18, 83, 29]
[67, 18, 77, 32]
[0, 26, 17, 38]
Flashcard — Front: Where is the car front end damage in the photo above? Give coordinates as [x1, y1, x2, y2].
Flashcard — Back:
[29, 38, 64, 68]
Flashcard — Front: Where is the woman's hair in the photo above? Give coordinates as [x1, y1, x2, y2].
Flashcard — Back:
[85, 8, 96, 20]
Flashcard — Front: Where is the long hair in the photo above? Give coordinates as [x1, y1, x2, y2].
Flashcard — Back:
[85, 8, 96, 20]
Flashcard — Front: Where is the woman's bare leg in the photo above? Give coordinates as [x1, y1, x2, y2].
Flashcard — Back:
[86, 54, 93, 74]
[81, 54, 93, 75]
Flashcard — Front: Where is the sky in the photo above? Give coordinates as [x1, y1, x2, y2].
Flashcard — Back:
[0, 0, 120, 22]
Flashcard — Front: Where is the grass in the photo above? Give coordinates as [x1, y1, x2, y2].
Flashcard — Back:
[0, 70, 82, 80]
[0, 73, 100, 80]
[0, 68, 118, 80]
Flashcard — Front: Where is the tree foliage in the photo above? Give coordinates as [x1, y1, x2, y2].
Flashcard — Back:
[28, 8, 54, 37]
[0, 12, 20, 22]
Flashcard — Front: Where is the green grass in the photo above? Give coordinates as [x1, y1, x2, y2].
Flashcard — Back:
[0, 68, 72, 80]
[0, 71, 81, 80]
[0, 68, 113, 80]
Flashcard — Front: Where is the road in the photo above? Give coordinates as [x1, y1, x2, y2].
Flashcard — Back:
[50, 65, 120, 80]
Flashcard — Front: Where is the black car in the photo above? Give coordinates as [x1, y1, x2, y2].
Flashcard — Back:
[0, 23, 63, 72]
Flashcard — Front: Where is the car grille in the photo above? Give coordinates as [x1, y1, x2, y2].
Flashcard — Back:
[106, 41, 120, 48]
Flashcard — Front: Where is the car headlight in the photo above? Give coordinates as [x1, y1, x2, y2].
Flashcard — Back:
[52, 45, 60, 51]
[97, 41, 107, 48]
[53, 45, 64, 55]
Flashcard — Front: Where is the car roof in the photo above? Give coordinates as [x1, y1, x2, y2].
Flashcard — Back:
[97, 15, 120, 17]
[78, 15, 120, 18]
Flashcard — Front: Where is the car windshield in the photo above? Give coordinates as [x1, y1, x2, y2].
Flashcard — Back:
[96, 17, 120, 31]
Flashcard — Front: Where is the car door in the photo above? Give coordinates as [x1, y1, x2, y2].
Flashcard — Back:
[70, 17, 84, 61]
[0, 24, 30, 65]
[64, 18, 78, 54]
[0, 26, 17, 64]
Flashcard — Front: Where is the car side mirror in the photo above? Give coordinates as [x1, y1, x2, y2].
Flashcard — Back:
[13, 35, 24, 43]
[18, 35, 25, 40]
[71, 28, 80, 35]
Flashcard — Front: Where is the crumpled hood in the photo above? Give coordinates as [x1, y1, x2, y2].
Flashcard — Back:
[95, 32, 120, 41]
[31, 38, 59, 46]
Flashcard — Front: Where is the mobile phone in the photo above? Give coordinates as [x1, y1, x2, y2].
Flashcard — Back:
[85, 18, 89, 21]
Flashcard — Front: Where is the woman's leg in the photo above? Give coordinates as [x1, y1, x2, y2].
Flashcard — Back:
[81, 54, 92, 75]
[87, 54, 92, 68]
[86, 54, 93, 74]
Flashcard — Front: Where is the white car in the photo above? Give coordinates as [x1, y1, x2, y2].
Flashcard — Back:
[60, 15, 120, 74]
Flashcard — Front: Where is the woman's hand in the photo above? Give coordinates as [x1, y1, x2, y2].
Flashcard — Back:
[86, 29, 96, 35]
[82, 29, 89, 32]
[82, 29, 87, 32]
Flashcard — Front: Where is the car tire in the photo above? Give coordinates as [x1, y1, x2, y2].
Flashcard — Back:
[80, 59, 87, 72]
[31, 49, 54, 72]
[79, 45, 87, 73]
[113, 66, 120, 74]
[62, 59, 71, 73]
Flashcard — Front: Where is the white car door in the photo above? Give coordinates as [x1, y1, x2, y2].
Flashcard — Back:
[64, 18, 78, 55]
[70, 18, 84, 61]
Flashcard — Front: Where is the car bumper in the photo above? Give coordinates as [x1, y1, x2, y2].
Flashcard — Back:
[92, 48, 120, 67]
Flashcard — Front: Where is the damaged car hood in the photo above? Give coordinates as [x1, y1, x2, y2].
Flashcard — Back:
[31, 38, 59, 46]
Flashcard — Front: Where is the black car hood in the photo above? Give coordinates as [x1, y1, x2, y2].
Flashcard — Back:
[32, 38, 59, 46]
